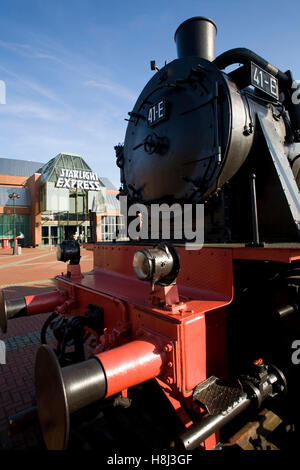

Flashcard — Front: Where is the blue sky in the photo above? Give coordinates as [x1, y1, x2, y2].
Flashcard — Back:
[0, 0, 299, 186]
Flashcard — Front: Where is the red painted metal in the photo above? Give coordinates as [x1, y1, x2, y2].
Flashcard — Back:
[151, 284, 180, 307]
[66, 264, 83, 281]
[2, 238, 9, 249]
[95, 339, 165, 397]
[55, 245, 231, 400]
[155, 378, 194, 427]
[48, 243, 300, 449]
[25, 290, 68, 316]
[89, 245, 234, 301]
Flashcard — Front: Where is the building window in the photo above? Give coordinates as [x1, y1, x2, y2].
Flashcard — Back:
[42, 226, 49, 245]
[0, 214, 30, 247]
[51, 226, 58, 246]
[101, 216, 124, 241]
[41, 225, 63, 246]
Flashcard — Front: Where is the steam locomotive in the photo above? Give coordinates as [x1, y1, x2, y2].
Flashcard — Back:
[1, 16, 300, 451]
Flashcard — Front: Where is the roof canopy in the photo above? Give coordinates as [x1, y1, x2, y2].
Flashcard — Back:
[0, 158, 44, 177]
[40, 153, 96, 185]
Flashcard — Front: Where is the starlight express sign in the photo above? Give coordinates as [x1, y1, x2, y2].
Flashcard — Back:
[55, 169, 102, 190]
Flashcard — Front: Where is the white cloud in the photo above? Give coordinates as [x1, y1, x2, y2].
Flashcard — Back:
[0, 39, 61, 63]
[0, 64, 61, 103]
[0, 29, 135, 187]
[0, 100, 67, 121]
[84, 79, 136, 102]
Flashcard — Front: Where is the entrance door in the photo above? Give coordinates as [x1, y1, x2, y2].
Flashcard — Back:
[64, 226, 77, 241]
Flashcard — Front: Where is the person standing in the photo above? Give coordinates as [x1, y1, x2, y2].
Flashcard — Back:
[16, 231, 25, 247]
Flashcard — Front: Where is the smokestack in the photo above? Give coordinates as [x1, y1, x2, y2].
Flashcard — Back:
[174, 16, 217, 61]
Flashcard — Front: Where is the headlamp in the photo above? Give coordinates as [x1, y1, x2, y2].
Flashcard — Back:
[56, 241, 81, 265]
[133, 243, 180, 286]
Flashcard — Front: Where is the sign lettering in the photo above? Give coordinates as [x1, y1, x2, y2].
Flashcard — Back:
[251, 62, 279, 99]
[55, 169, 102, 191]
[148, 99, 167, 127]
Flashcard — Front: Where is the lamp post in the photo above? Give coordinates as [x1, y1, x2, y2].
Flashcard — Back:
[9, 192, 20, 255]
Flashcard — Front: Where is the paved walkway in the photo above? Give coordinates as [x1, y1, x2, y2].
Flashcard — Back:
[0, 246, 93, 449]
[0, 246, 93, 288]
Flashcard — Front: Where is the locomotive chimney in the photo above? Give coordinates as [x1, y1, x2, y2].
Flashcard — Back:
[174, 16, 217, 61]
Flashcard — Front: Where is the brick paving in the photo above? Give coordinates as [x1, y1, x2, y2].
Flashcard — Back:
[0, 246, 93, 287]
[0, 246, 93, 449]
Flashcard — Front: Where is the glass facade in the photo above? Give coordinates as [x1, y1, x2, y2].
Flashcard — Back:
[0, 154, 121, 247]
[40, 153, 93, 185]
[0, 214, 30, 247]
[38, 153, 104, 245]
[41, 221, 90, 245]
[0, 154, 121, 248]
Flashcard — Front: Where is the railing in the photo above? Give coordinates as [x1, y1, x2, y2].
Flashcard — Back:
[41, 212, 89, 222]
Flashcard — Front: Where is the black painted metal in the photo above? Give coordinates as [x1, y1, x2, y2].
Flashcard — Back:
[275, 304, 298, 319]
[40, 312, 59, 344]
[174, 16, 217, 61]
[178, 396, 250, 450]
[214, 48, 290, 86]
[121, 16, 300, 243]
[0, 291, 27, 333]
[56, 240, 81, 264]
[193, 376, 247, 415]
[178, 364, 286, 450]
[8, 407, 38, 437]
[5, 297, 27, 318]
[35, 345, 107, 450]
[246, 173, 264, 247]
[62, 357, 107, 414]
[284, 70, 300, 142]
[123, 57, 237, 203]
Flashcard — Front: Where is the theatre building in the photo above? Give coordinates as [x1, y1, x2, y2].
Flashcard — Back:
[0, 153, 122, 248]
